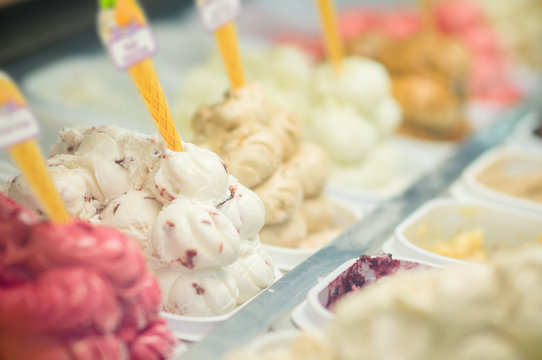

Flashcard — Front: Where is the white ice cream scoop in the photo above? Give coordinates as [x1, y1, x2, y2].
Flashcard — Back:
[100, 190, 162, 249]
[217, 175, 266, 240]
[158, 267, 239, 317]
[224, 240, 276, 304]
[149, 143, 229, 205]
[150, 198, 240, 272]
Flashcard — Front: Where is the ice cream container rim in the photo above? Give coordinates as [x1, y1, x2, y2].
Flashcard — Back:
[394, 197, 542, 267]
[461, 145, 542, 214]
[303, 256, 439, 328]
[160, 264, 283, 342]
[263, 195, 363, 271]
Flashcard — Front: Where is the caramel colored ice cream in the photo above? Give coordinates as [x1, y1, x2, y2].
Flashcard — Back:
[191, 84, 342, 249]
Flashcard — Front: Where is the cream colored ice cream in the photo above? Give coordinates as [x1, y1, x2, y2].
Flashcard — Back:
[227, 247, 542, 360]
[6, 125, 275, 317]
[175, 46, 402, 191]
[191, 84, 343, 249]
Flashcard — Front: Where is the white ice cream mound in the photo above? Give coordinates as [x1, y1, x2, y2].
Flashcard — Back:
[6, 125, 275, 317]
[227, 247, 542, 360]
[190, 84, 344, 249]
[175, 46, 402, 190]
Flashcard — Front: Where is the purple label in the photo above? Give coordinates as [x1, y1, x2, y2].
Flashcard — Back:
[197, 0, 241, 31]
[108, 25, 157, 69]
[0, 104, 40, 149]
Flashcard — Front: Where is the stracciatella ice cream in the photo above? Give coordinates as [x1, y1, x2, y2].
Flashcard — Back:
[6, 125, 275, 317]
[191, 84, 343, 249]
[176, 46, 403, 191]
[0, 193, 175, 360]
[227, 247, 542, 360]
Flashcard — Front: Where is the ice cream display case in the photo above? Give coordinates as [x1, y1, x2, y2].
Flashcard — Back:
[1, 0, 542, 359]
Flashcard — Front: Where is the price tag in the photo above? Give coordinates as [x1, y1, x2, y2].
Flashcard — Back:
[0, 74, 40, 149]
[99, 9, 158, 70]
[197, 0, 241, 31]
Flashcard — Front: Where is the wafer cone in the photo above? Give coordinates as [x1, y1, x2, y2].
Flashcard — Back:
[128, 58, 183, 152]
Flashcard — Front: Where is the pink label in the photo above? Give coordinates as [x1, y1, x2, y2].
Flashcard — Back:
[198, 0, 241, 31]
[0, 104, 40, 149]
[104, 24, 157, 70]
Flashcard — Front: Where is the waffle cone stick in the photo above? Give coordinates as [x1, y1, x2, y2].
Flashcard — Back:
[128, 59, 183, 152]
[316, 0, 343, 74]
[214, 22, 245, 91]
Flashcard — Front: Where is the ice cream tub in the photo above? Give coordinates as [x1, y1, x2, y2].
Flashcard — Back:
[386, 198, 542, 267]
[161, 265, 283, 342]
[291, 255, 435, 331]
[460, 145, 542, 214]
[263, 196, 363, 271]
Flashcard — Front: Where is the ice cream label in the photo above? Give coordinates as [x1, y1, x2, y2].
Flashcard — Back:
[98, 7, 157, 70]
[104, 23, 157, 70]
[197, 0, 240, 31]
[0, 74, 40, 149]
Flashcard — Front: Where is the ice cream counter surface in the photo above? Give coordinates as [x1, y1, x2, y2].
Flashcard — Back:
[178, 97, 539, 359]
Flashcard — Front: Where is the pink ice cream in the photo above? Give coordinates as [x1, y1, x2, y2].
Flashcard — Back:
[0, 194, 175, 360]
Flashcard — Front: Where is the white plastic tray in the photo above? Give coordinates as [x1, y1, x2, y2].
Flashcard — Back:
[291, 256, 435, 331]
[460, 145, 542, 214]
[384, 198, 542, 267]
[161, 265, 283, 342]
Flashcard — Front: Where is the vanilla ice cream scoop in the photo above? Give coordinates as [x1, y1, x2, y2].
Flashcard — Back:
[313, 57, 391, 112]
[149, 143, 229, 205]
[7, 159, 102, 219]
[158, 268, 238, 317]
[217, 175, 266, 240]
[150, 198, 240, 272]
[100, 190, 161, 249]
[308, 104, 379, 165]
[225, 240, 276, 303]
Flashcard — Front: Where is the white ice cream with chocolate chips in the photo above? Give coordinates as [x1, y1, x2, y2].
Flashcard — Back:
[6, 125, 275, 317]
